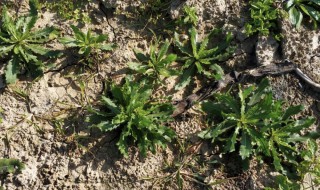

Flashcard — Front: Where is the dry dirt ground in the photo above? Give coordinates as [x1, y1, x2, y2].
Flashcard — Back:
[0, 0, 320, 189]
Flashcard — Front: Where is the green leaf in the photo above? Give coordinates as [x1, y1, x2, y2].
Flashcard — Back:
[240, 132, 252, 159]
[0, 45, 14, 56]
[96, 121, 119, 132]
[174, 32, 192, 56]
[159, 54, 177, 66]
[95, 34, 108, 43]
[157, 40, 170, 60]
[29, 0, 39, 17]
[134, 49, 149, 62]
[5, 56, 20, 84]
[128, 62, 148, 73]
[189, 27, 198, 58]
[28, 27, 56, 42]
[289, 7, 303, 28]
[270, 143, 283, 171]
[225, 125, 240, 153]
[70, 25, 86, 42]
[175, 65, 195, 90]
[99, 43, 114, 51]
[282, 105, 303, 120]
[300, 4, 320, 21]
[101, 96, 121, 114]
[25, 44, 52, 55]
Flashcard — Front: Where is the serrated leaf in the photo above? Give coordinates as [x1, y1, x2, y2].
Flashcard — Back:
[240, 132, 252, 159]
[270, 143, 283, 171]
[128, 62, 148, 73]
[101, 96, 121, 114]
[225, 126, 240, 152]
[0, 44, 14, 56]
[96, 121, 119, 132]
[5, 56, 20, 84]
[282, 105, 304, 120]
[99, 43, 114, 51]
[60, 37, 78, 47]
[174, 32, 192, 56]
[175, 65, 195, 90]
[189, 27, 198, 58]
[157, 40, 170, 60]
[70, 25, 86, 42]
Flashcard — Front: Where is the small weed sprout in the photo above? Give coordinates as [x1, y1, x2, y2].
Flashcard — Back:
[128, 39, 179, 83]
[245, 0, 281, 39]
[60, 25, 115, 60]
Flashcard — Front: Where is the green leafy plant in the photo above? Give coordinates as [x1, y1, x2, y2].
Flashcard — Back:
[285, 0, 320, 28]
[60, 25, 115, 59]
[245, 0, 281, 38]
[297, 139, 320, 186]
[174, 27, 235, 90]
[264, 174, 300, 190]
[128, 39, 179, 82]
[87, 77, 175, 157]
[199, 78, 316, 172]
[0, 0, 60, 83]
[0, 158, 25, 189]
[176, 6, 199, 26]
[0, 158, 25, 175]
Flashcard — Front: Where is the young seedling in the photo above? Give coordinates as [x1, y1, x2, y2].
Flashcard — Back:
[245, 0, 281, 39]
[199, 78, 315, 172]
[174, 27, 235, 90]
[285, 0, 320, 28]
[176, 6, 199, 27]
[128, 39, 179, 83]
[0, 0, 60, 83]
[60, 25, 115, 60]
[87, 77, 175, 158]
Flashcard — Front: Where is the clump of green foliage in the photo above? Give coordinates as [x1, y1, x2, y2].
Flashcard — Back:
[176, 6, 199, 27]
[0, 158, 25, 189]
[87, 77, 175, 157]
[285, 0, 320, 29]
[39, 0, 91, 23]
[0, 158, 25, 175]
[245, 0, 281, 39]
[174, 27, 235, 90]
[60, 25, 115, 59]
[128, 39, 179, 83]
[199, 79, 316, 174]
[0, 0, 60, 83]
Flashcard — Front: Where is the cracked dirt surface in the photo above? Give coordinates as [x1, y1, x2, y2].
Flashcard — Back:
[0, 0, 320, 189]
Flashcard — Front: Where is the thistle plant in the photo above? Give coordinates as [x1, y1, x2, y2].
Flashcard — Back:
[174, 27, 235, 90]
[87, 77, 175, 157]
[0, 0, 60, 83]
[128, 39, 179, 83]
[60, 25, 115, 58]
[199, 79, 316, 172]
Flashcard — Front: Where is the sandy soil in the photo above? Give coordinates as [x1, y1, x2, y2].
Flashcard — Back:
[0, 0, 319, 189]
